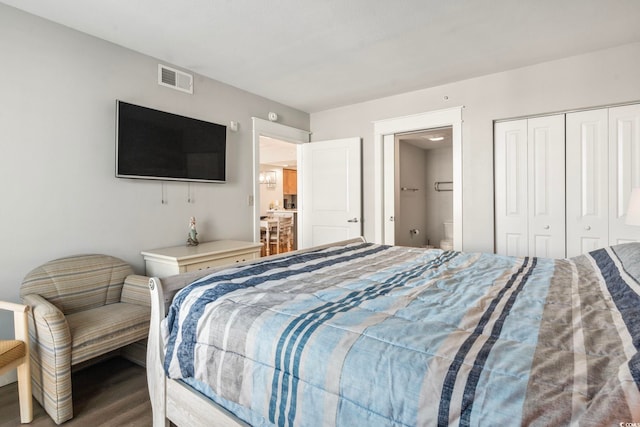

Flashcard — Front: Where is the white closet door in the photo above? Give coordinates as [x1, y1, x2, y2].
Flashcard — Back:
[495, 120, 528, 256]
[527, 115, 566, 258]
[609, 104, 640, 245]
[566, 109, 609, 257]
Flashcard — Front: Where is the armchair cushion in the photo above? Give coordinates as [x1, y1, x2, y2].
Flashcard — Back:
[66, 302, 150, 365]
[20, 254, 134, 315]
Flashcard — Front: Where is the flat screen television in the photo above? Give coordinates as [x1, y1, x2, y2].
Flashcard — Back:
[116, 100, 226, 183]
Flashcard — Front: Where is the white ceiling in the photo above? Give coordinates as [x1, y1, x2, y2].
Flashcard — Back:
[260, 137, 298, 168]
[399, 127, 453, 151]
[4, 0, 640, 113]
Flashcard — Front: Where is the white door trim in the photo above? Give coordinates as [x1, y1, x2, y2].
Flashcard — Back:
[372, 107, 463, 249]
[252, 117, 310, 244]
[382, 134, 397, 245]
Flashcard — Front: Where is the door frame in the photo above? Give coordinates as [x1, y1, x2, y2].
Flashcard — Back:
[252, 117, 310, 244]
[372, 107, 463, 249]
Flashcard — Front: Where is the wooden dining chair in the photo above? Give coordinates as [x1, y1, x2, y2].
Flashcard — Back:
[260, 225, 268, 256]
[0, 301, 32, 424]
[269, 216, 294, 254]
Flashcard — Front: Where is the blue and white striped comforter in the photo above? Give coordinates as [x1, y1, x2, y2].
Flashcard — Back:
[162, 241, 640, 426]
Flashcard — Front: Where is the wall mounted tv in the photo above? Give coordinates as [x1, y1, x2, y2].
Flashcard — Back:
[116, 100, 226, 183]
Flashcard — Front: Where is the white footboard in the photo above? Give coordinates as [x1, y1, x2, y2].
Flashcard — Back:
[147, 274, 248, 427]
[147, 277, 169, 427]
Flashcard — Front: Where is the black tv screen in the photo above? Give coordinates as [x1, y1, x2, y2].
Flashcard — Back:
[116, 101, 226, 183]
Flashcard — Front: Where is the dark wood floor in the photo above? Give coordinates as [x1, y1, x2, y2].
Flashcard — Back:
[0, 357, 152, 426]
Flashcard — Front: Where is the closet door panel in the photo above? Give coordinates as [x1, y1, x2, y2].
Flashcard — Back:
[527, 115, 565, 258]
[495, 120, 528, 256]
[566, 109, 609, 257]
[609, 104, 640, 245]
[504, 233, 525, 256]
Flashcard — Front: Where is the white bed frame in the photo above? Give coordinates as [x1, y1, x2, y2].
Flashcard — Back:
[146, 238, 366, 427]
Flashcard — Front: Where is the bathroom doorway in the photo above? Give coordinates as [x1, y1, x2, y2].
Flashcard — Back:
[392, 127, 454, 249]
[374, 106, 462, 249]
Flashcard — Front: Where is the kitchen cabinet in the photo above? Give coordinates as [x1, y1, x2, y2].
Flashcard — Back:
[283, 168, 297, 194]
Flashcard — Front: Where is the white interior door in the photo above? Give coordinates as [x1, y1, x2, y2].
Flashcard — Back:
[300, 137, 362, 249]
[382, 134, 397, 245]
[609, 104, 640, 245]
[566, 109, 609, 257]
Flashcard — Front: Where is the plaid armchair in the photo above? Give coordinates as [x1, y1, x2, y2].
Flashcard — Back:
[20, 254, 150, 424]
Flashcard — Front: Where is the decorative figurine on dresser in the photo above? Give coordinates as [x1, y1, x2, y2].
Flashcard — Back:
[187, 216, 199, 246]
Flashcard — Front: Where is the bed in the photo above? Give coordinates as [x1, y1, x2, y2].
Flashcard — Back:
[146, 238, 640, 426]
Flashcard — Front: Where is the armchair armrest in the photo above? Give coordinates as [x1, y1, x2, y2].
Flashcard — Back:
[21, 294, 72, 424]
[121, 274, 151, 307]
[21, 294, 70, 349]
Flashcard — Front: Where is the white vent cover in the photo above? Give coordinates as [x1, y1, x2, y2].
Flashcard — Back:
[158, 64, 193, 94]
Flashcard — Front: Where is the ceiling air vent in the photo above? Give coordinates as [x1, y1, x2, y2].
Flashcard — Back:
[158, 64, 193, 94]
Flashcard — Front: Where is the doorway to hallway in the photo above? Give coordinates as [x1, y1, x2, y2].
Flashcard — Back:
[258, 136, 299, 256]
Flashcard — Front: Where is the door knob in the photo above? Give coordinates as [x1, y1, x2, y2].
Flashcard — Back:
[347, 218, 359, 223]
[389, 216, 395, 222]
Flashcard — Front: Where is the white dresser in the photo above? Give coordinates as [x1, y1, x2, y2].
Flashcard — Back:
[141, 240, 263, 278]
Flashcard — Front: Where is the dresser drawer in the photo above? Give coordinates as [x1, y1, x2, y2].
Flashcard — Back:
[184, 253, 256, 272]
[142, 240, 263, 278]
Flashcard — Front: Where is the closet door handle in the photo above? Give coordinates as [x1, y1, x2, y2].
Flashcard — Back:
[347, 218, 359, 223]
[584, 225, 591, 231]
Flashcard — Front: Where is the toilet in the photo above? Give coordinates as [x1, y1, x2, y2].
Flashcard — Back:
[440, 221, 454, 250]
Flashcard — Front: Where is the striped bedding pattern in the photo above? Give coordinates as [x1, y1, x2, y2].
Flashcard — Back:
[163, 241, 640, 426]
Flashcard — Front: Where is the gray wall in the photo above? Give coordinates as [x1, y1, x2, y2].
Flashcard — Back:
[310, 42, 640, 252]
[424, 145, 454, 247]
[0, 4, 309, 352]
[394, 143, 453, 248]
[395, 142, 428, 247]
